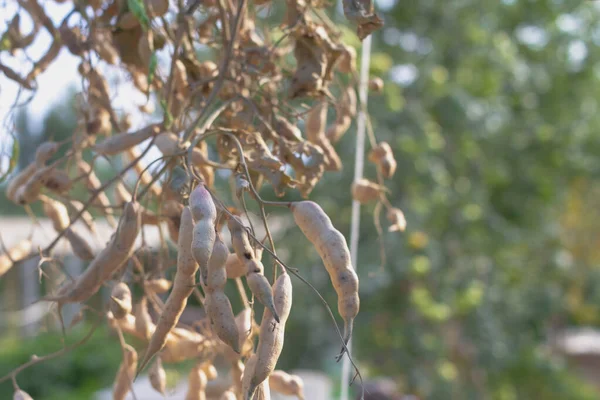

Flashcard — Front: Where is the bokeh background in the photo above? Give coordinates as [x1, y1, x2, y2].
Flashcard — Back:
[3, 0, 600, 399]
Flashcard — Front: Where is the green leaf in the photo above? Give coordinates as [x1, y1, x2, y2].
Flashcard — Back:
[160, 99, 173, 128]
[0, 138, 19, 184]
[127, 0, 149, 30]
[147, 51, 157, 88]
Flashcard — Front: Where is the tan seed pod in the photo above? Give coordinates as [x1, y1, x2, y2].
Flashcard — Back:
[387, 207, 407, 232]
[15, 165, 54, 205]
[135, 297, 153, 339]
[113, 344, 138, 400]
[124, 146, 162, 197]
[110, 282, 133, 319]
[13, 389, 33, 400]
[186, 363, 208, 400]
[48, 202, 141, 304]
[204, 234, 240, 353]
[69, 200, 97, 234]
[202, 363, 218, 380]
[0, 239, 33, 277]
[6, 163, 37, 203]
[43, 169, 72, 194]
[220, 390, 237, 400]
[290, 201, 358, 345]
[41, 196, 70, 231]
[155, 132, 180, 156]
[64, 229, 95, 261]
[369, 77, 384, 93]
[247, 272, 293, 398]
[35, 141, 59, 167]
[269, 370, 305, 399]
[149, 357, 167, 395]
[145, 0, 169, 17]
[146, 278, 173, 294]
[118, 12, 140, 30]
[351, 178, 386, 204]
[140, 206, 198, 373]
[94, 124, 161, 155]
[138, 29, 154, 67]
[368, 141, 397, 178]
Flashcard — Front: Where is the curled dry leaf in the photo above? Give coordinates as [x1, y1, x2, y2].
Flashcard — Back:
[342, 0, 384, 40]
[368, 141, 397, 178]
[387, 207, 407, 232]
[351, 178, 387, 204]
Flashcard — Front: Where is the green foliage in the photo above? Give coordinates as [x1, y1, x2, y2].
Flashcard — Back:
[0, 325, 123, 400]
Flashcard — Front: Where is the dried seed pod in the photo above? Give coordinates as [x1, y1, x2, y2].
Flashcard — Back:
[64, 229, 95, 261]
[155, 132, 180, 156]
[145, 0, 169, 18]
[48, 202, 141, 304]
[369, 77, 384, 93]
[149, 357, 167, 395]
[146, 278, 172, 294]
[245, 262, 279, 323]
[41, 196, 70, 231]
[113, 345, 138, 400]
[269, 370, 305, 399]
[204, 234, 240, 353]
[35, 141, 59, 167]
[227, 216, 255, 263]
[190, 185, 217, 284]
[135, 297, 153, 339]
[124, 146, 162, 197]
[140, 206, 198, 372]
[387, 207, 406, 232]
[162, 200, 184, 242]
[76, 160, 115, 224]
[6, 163, 37, 203]
[110, 282, 133, 319]
[220, 391, 237, 400]
[305, 102, 342, 171]
[246, 272, 292, 399]
[326, 86, 357, 143]
[43, 169, 72, 193]
[94, 124, 161, 155]
[290, 201, 359, 344]
[351, 178, 386, 204]
[368, 141, 396, 178]
[138, 29, 154, 67]
[225, 244, 264, 279]
[13, 389, 33, 400]
[15, 165, 54, 204]
[69, 200, 97, 234]
[118, 12, 140, 30]
[186, 363, 208, 400]
[202, 363, 218, 380]
[0, 239, 33, 277]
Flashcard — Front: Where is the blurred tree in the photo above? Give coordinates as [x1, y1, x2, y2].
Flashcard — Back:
[267, 1, 600, 399]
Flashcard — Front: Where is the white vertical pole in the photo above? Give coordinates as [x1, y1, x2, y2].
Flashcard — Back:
[340, 33, 372, 400]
